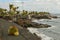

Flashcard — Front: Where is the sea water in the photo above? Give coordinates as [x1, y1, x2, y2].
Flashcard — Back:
[28, 14, 60, 40]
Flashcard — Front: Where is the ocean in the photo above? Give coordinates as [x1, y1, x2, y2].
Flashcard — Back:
[28, 14, 60, 40]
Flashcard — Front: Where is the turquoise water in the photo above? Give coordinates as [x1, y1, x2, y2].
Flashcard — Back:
[35, 14, 60, 40]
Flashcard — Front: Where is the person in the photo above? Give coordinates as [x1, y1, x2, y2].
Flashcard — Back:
[8, 25, 19, 36]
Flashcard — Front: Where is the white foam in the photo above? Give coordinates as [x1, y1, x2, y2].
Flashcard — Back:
[51, 18, 54, 20]
[51, 18, 58, 20]
[27, 28, 54, 40]
[38, 19, 45, 21]
[32, 19, 45, 22]
[32, 19, 38, 22]
[39, 19, 51, 22]
[27, 28, 38, 33]
[36, 33, 53, 40]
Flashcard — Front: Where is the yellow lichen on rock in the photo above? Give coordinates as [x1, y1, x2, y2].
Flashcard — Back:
[14, 31, 19, 36]
[8, 25, 19, 36]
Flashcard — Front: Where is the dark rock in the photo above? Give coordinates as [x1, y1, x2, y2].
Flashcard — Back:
[0, 16, 3, 18]
[15, 19, 51, 28]
[31, 15, 51, 19]
[3, 16, 13, 20]
[52, 16, 58, 18]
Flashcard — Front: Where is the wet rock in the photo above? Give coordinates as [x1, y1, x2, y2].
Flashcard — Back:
[51, 16, 58, 18]
[30, 22, 51, 28]
[0, 16, 3, 18]
[15, 19, 51, 28]
[31, 15, 51, 19]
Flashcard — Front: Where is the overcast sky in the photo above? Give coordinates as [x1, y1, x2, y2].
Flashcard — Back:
[0, 0, 60, 14]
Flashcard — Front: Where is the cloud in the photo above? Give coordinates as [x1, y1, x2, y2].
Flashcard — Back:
[35, 0, 50, 2]
[0, 0, 60, 13]
[35, 0, 40, 1]
[0, 2, 9, 10]
[54, 0, 60, 5]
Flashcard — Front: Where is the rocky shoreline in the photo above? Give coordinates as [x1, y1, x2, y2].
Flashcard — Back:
[31, 14, 58, 19]
[0, 19, 42, 40]
[0, 4, 57, 40]
[14, 19, 51, 28]
[0, 15, 51, 28]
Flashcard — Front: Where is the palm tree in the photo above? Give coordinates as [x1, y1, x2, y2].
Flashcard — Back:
[9, 4, 19, 16]
[0, 8, 7, 17]
[22, 10, 28, 16]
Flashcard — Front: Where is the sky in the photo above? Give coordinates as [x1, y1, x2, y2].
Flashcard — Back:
[0, 0, 60, 14]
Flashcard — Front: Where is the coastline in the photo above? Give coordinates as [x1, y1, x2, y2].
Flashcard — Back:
[27, 27, 54, 40]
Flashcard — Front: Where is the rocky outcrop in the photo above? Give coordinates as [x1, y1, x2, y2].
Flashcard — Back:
[30, 22, 51, 28]
[31, 15, 51, 19]
[15, 19, 51, 28]
[31, 14, 57, 19]
[51, 16, 58, 18]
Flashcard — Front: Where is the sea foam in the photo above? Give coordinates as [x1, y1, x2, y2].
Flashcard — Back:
[27, 28, 54, 40]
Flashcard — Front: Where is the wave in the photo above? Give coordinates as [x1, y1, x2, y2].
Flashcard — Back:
[32, 19, 60, 24]
[38, 19, 45, 21]
[32, 19, 50, 22]
[27, 27, 54, 40]
[32, 19, 38, 22]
